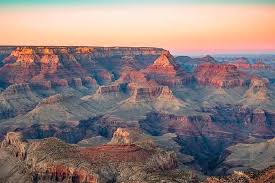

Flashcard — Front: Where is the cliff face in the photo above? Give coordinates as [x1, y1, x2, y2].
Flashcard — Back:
[195, 63, 248, 88]
[140, 108, 275, 172]
[143, 52, 193, 86]
[0, 46, 165, 89]
[0, 83, 40, 119]
[0, 130, 186, 183]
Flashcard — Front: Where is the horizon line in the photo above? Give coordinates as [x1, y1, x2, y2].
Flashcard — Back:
[0, 45, 274, 56]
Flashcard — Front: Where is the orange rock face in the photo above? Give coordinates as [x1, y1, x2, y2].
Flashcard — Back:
[195, 63, 248, 88]
[143, 52, 192, 86]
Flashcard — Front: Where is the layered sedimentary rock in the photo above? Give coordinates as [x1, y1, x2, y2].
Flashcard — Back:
[243, 76, 269, 104]
[0, 46, 274, 182]
[213, 138, 275, 175]
[0, 83, 40, 119]
[127, 84, 185, 110]
[0, 46, 166, 88]
[195, 63, 248, 88]
[143, 52, 192, 86]
[0, 131, 192, 183]
[140, 109, 275, 171]
[95, 84, 126, 95]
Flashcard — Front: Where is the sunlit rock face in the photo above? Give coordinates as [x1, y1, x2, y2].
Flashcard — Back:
[143, 52, 193, 86]
[195, 63, 249, 88]
[0, 46, 166, 88]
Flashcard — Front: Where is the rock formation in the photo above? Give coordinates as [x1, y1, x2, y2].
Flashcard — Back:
[0, 131, 193, 183]
[195, 63, 248, 88]
[143, 52, 192, 86]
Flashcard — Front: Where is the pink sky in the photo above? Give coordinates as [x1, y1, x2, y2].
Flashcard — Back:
[0, 5, 274, 54]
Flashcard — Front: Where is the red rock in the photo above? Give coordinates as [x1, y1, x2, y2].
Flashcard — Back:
[143, 52, 192, 86]
[195, 63, 248, 88]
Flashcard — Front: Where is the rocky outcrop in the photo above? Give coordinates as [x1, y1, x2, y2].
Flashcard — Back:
[0, 131, 187, 183]
[144, 52, 192, 86]
[110, 128, 146, 145]
[118, 69, 147, 83]
[1, 132, 28, 160]
[0, 46, 166, 88]
[0, 83, 40, 119]
[130, 85, 174, 102]
[95, 84, 127, 95]
[195, 63, 248, 88]
[242, 76, 270, 105]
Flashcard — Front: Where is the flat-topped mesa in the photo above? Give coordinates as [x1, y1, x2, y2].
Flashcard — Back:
[90, 47, 167, 58]
[195, 63, 248, 88]
[95, 83, 127, 95]
[130, 85, 174, 102]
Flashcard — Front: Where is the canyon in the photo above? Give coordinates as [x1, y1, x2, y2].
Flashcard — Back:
[0, 46, 274, 183]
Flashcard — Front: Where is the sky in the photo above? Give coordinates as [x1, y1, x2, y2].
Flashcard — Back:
[0, 0, 274, 55]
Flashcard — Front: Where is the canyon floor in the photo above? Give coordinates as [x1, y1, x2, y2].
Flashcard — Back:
[0, 46, 274, 183]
